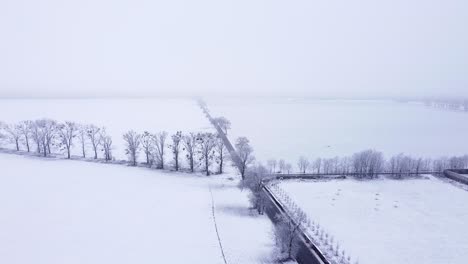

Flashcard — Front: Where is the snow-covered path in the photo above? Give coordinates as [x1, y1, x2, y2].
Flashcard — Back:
[209, 176, 277, 264]
[0, 153, 275, 264]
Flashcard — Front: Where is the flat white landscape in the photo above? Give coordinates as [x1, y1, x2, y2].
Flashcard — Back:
[0, 153, 275, 264]
[277, 177, 468, 264]
[0, 98, 212, 161]
[206, 97, 468, 164]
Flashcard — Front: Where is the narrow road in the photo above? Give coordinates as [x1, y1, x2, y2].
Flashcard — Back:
[197, 99, 242, 169]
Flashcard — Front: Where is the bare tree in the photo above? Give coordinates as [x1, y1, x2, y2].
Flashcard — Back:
[339, 157, 351, 174]
[141, 131, 154, 167]
[87, 125, 101, 159]
[213, 116, 231, 135]
[77, 124, 88, 158]
[57, 121, 77, 159]
[30, 121, 42, 153]
[275, 213, 308, 260]
[0, 122, 5, 146]
[448, 155, 468, 169]
[153, 131, 168, 169]
[215, 136, 226, 174]
[352, 149, 384, 178]
[433, 157, 449, 173]
[123, 130, 141, 166]
[331, 157, 340, 173]
[284, 163, 292, 174]
[323, 158, 333, 174]
[18, 120, 32, 152]
[267, 159, 278, 174]
[196, 132, 217, 176]
[413, 157, 422, 175]
[182, 132, 197, 172]
[235, 137, 255, 180]
[313, 158, 322, 174]
[387, 153, 419, 178]
[5, 124, 21, 151]
[100, 129, 113, 162]
[34, 119, 57, 157]
[297, 156, 310, 174]
[169, 131, 182, 171]
[278, 159, 286, 173]
[43, 119, 57, 155]
[243, 164, 269, 214]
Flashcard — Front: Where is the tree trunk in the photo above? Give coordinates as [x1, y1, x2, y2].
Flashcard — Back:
[94, 146, 97, 159]
[189, 156, 194, 172]
[288, 235, 294, 259]
[82, 143, 86, 158]
[25, 137, 30, 152]
[175, 152, 179, 171]
[219, 157, 223, 174]
[218, 148, 224, 174]
[15, 140, 19, 151]
[43, 144, 47, 157]
[67, 146, 71, 159]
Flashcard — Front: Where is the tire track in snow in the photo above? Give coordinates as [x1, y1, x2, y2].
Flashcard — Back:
[209, 186, 228, 264]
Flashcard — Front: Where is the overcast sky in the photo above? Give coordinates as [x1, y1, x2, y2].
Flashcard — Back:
[0, 0, 467, 98]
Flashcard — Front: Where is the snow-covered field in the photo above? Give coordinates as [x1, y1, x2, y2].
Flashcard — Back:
[275, 177, 468, 264]
[0, 98, 212, 161]
[0, 153, 275, 264]
[206, 97, 468, 164]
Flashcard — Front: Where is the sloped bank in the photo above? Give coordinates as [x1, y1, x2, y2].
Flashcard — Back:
[444, 169, 468, 185]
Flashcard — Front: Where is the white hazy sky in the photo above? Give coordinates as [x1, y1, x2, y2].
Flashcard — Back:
[0, 0, 467, 98]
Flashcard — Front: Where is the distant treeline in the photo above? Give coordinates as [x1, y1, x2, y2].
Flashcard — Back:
[422, 98, 468, 112]
[264, 150, 468, 179]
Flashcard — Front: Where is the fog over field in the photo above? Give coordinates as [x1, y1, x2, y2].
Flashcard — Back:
[1, 0, 468, 99]
[1, 1, 467, 264]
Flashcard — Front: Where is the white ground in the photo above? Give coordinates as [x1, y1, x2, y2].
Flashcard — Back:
[276, 177, 468, 264]
[0, 153, 275, 263]
[206, 97, 468, 164]
[0, 98, 212, 161]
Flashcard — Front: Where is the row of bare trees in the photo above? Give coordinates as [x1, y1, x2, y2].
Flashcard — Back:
[266, 150, 468, 178]
[0, 119, 113, 160]
[122, 130, 228, 175]
[423, 98, 468, 112]
[0, 119, 238, 176]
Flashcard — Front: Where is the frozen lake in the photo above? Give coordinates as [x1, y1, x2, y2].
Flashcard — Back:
[206, 97, 468, 164]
